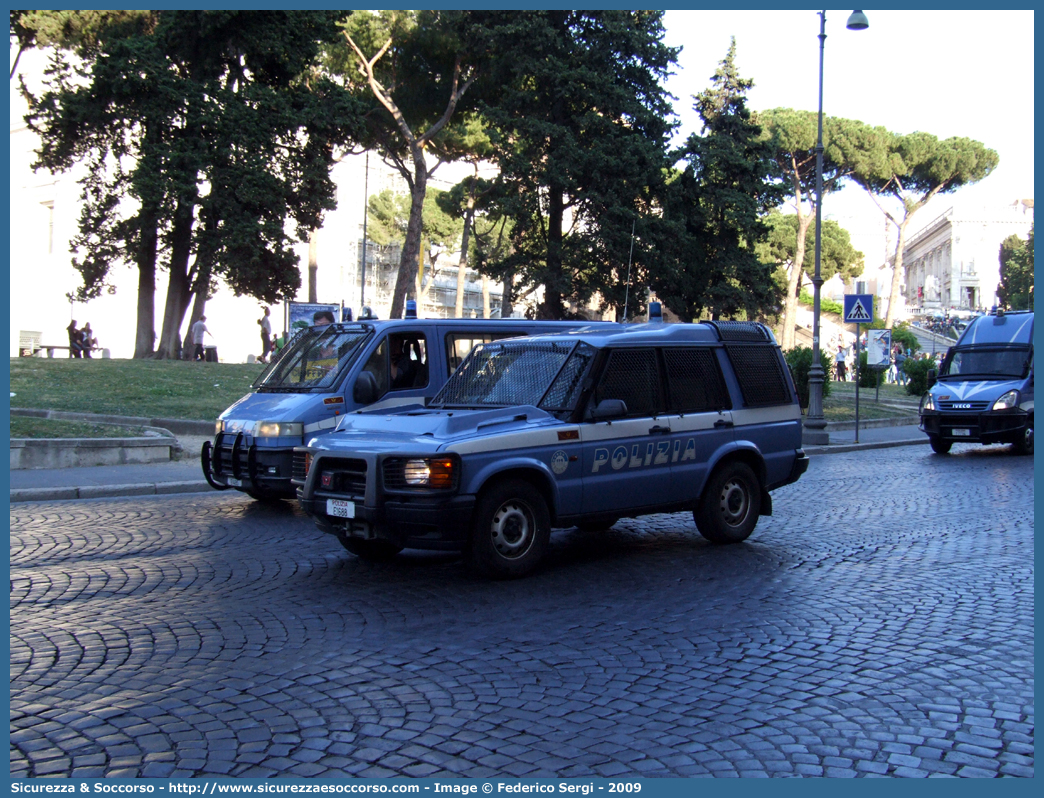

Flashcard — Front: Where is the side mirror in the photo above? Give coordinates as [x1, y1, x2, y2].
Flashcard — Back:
[927, 368, 937, 389]
[589, 398, 628, 420]
[353, 371, 379, 405]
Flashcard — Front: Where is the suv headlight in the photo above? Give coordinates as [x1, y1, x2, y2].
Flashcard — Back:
[920, 393, 936, 413]
[991, 390, 1019, 411]
[254, 421, 304, 438]
[384, 456, 459, 490]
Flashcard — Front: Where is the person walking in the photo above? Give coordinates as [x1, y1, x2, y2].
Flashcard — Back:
[835, 344, 847, 382]
[191, 315, 212, 361]
[895, 349, 908, 387]
[258, 307, 273, 363]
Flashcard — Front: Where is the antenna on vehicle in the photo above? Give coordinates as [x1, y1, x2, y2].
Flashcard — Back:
[622, 218, 636, 323]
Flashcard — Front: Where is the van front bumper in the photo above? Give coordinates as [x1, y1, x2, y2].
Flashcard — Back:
[201, 433, 296, 496]
[920, 410, 1030, 445]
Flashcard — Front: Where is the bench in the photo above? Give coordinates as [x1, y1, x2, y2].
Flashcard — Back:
[16, 331, 87, 357]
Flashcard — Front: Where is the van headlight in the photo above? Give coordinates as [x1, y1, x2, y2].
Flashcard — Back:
[254, 421, 304, 438]
[991, 390, 1019, 411]
[920, 393, 936, 413]
[384, 456, 459, 490]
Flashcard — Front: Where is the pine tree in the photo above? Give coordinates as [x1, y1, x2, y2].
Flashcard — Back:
[655, 40, 786, 321]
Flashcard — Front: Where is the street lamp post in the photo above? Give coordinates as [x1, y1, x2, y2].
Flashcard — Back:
[804, 9, 869, 446]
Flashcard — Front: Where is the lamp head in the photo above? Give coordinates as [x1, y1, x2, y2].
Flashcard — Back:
[846, 10, 869, 30]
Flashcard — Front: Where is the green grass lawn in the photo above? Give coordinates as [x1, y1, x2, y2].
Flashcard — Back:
[10, 356, 919, 428]
[10, 416, 152, 439]
[10, 358, 263, 421]
[820, 380, 920, 421]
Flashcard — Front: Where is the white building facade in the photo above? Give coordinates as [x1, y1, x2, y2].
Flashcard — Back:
[896, 200, 1034, 316]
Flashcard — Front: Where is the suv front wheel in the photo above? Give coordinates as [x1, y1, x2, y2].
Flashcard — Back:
[695, 462, 761, 544]
[469, 479, 551, 579]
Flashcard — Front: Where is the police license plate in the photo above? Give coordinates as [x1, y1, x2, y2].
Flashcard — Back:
[327, 499, 355, 519]
[951, 428, 971, 437]
[226, 477, 242, 487]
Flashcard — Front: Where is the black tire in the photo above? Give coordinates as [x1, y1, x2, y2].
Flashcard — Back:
[694, 461, 761, 544]
[576, 518, 619, 533]
[247, 488, 287, 503]
[337, 534, 402, 562]
[468, 479, 551, 579]
[1012, 418, 1034, 456]
[929, 436, 952, 455]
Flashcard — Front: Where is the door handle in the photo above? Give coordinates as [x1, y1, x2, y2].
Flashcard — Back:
[648, 425, 671, 435]
[714, 419, 734, 429]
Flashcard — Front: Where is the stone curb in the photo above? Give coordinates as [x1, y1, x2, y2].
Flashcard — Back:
[10, 408, 214, 436]
[10, 480, 214, 503]
[820, 416, 921, 431]
[804, 437, 929, 456]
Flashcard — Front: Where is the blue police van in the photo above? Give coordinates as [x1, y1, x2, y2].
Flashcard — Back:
[919, 309, 1034, 455]
[293, 316, 809, 578]
[201, 308, 599, 500]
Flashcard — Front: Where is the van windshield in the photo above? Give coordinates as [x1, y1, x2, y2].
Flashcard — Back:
[940, 345, 1032, 380]
[254, 325, 372, 392]
[431, 340, 593, 410]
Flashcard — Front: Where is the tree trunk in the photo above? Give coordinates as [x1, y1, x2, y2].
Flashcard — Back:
[133, 211, 158, 359]
[308, 229, 319, 303]
[500, 267, 515, 319]
[781, 211, 814, 350]
[155, 202, 195, 360]
[481, 275, 490, 319]
[538, 188, 567, 319]
[391, 154, 427, 320]
[455, 188, 476, 318]
[885, 217, 911, 329]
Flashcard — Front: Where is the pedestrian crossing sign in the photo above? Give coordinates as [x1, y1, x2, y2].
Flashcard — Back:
[844, 294, 874, 323]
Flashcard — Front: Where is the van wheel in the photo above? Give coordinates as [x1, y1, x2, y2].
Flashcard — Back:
[1012, 419, 1033, 455]
[694, 462, 761, 544]
[929, 436, 952, 454]
[247, 488, 286, 503]
[469, 480, 550, 579]
[337, 535, 402, 562]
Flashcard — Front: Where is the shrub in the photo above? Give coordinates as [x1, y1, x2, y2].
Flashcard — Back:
[903, 355, 938, 396]
[890, 323, 920, 354]
[784, 345, 832, 408]
[858, 352, 885, 388]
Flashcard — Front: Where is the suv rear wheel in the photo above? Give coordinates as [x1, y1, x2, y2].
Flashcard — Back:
[469, 479, 550, 579]
[694, 462, 761, 544]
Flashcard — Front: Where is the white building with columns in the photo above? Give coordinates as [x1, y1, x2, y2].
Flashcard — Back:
[895, 199, 1034, 316]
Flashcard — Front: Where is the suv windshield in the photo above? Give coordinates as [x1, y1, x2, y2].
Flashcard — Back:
[432, 340, 594, 410]
[940, 345, 1032, 380]
[254, 325, 371, 392]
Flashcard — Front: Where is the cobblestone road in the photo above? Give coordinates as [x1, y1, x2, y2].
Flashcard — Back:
[11, 444, 1034, 779]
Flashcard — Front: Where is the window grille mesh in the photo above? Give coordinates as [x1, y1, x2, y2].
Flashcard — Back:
[724, 344, 792, 407]
[594, 349, 663, 416]
[433, 341, 574, 407]
[662, 348, 731, 412]
[709, 321, 771, 342]
[540, 343, 595, 411]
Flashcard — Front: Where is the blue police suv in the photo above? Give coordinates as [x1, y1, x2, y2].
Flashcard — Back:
[294, 318, 809, 578]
